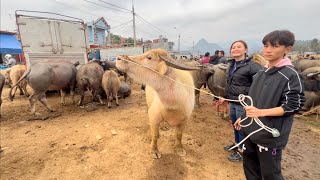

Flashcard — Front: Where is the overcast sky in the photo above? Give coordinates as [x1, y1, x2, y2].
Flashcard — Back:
[1, 0, 320, 47]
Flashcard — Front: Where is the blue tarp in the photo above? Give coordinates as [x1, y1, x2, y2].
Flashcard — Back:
[0, 34, 23, 54]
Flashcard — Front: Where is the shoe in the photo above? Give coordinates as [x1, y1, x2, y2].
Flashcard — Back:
[227, 151, 243, 162]
[237, 147, 244, 153]
[224, 143, 235, 151]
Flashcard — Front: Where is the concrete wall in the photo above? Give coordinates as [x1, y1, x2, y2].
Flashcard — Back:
[100, 47, 144, 60]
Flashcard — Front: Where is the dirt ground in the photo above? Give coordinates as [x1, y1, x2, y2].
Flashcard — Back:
[0, 83, 319, 180]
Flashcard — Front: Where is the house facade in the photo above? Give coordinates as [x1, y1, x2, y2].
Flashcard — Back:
[87, 17, 111, 48]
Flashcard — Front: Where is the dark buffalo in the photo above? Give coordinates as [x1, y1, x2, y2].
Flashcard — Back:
[0, 74, 5, 117]
[76, 62, 104, 105]
[189, 63, 213, 107]
[100, 60, 128, 81]
[9, 62, 77, 115]
[180, 61, 213, 107]
[118, 81, 131, 99]
[293, 59, 320, 72]
[300, 66, 320, 110]
[207, 64, 228, 98]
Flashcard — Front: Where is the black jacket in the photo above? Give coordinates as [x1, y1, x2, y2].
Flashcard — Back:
[209, 55, 219, 65]
[225, 57, 262, 101]
[241, 65, 305, 149]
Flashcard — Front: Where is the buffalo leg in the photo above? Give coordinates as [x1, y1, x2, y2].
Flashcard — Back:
[107, 95, 112, 108]
[70, 88, 75, 104]
[148, 106, 162, 159]
[150, 121, 161, 159]
[175, 122, 187, 157]
[195, 89, 200, 108]
[78, 89, 85, 106]
[0, 99, 2, 117]
[115, 91, 119, 106]
[11, 86, 18, 98]
[95, 88, 104, 105]
[29, 93, 41, 115]
[60, 90, 66, 105]
[22, 81, 29, 97]
[18, 84, 24, 95]
[38, 93, 53, 112]
[122, 73, 128, 82]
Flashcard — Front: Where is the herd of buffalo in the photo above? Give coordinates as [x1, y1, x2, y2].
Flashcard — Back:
[0, 59, 131, 117]
[0, 52, 319, 118]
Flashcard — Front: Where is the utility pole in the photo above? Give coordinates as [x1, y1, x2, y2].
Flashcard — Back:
[178, 34, 180, 52]
[132, 0, 137, 47]
[192, 40, 194, 56]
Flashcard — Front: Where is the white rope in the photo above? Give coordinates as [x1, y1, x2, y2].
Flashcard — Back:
[119, 58, 279, 150]
[119, 58, 240, 102]
[228, 94, 280, 151]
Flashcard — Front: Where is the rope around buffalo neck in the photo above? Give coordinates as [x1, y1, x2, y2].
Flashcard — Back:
[119, 58, 240, 102]
[119, 58, 280, 148]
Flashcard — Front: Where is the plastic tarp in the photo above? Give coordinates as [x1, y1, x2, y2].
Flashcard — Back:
[0, 34, 22, 54]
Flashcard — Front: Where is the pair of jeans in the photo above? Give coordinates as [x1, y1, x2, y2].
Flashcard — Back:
[229, 102, 244, 145]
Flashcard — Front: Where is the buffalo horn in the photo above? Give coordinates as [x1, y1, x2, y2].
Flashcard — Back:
[159, 55, 200, 70]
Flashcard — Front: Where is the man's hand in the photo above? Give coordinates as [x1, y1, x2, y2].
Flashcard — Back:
[244, 106, 262, 118]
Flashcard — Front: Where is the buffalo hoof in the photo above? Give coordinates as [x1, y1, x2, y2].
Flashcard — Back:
[61, 103, 66, 106]
[175, 148, 186, 157]
[31, 112, 41, 117]
[160, 122, 170, 131]
[151, 150, 161, 159]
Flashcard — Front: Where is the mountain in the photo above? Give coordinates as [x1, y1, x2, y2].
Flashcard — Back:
[181, 38, 263, 56]
[218, 40, 263, 55]
[192, 38, 222, 55]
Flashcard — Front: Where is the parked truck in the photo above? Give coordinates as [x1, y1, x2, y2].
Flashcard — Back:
[15, 10, 88, 67]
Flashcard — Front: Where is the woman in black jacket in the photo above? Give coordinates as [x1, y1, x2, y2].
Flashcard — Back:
[223, 40, 263, 162]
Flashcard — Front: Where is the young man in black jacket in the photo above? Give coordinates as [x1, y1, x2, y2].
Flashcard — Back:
[209, 50, 219, 65]
[234, 30, 305, 180]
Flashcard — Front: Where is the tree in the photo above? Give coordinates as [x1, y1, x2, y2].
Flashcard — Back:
[124, 37, 134, 46]
[310, 38, 319, 52]
[108, 34, 121, 44]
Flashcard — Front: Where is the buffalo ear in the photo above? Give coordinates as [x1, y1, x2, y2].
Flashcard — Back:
[157, 61, 168, 75]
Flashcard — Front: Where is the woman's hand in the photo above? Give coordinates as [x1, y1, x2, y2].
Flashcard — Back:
[234, 118, 242, 130]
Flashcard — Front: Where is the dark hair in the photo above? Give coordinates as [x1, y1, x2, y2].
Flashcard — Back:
[219, 50, 225, 55]
[204, 52, 210, 57]
[262, 30, 295, 47]
[214, 50, 219, 55]
[229, 40, 248, 56]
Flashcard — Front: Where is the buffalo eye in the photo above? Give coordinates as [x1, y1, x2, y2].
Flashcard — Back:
[147, 55, 152, 60]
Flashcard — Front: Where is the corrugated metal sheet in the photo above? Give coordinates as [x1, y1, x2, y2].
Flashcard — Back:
[26, 52, 86, 66]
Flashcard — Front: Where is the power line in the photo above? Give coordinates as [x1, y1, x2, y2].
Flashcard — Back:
[136, 26, 159, 38]
[135, 14, 175, 37]
[97, 0, 131, 12]
[55, 0, 128, 23]
[112, 20, 133, 29]
[82, 0, 132, 14]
